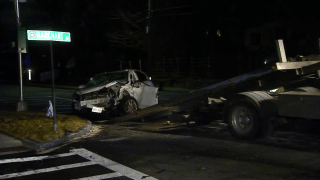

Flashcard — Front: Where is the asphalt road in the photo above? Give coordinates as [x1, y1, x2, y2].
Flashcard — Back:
[1, 121, 320, 179]
[1, 84, 320, 179]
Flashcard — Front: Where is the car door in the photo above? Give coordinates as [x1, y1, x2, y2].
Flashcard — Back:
[131, 71, 158, 109]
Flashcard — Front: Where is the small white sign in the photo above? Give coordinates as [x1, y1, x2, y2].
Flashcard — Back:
[46, 100, 53, 117]
[92, 107, 102, 113]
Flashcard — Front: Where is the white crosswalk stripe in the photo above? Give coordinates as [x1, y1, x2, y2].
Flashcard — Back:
[0, 152, 76, 164]
[77, 172, 122, 180]
[0, 148, 158, 180]
[1, 161, 97, 179]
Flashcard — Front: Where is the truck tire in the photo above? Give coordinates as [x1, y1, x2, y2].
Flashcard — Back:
[119, 96, 138, 114]
[226, 91, 277, 139]
[227, 99, 260, 139]
[293, 86, 320, 93]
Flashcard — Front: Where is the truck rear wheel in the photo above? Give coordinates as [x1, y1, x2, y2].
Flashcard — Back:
[227, 99, 260, 139]
[226, 91, 277, 139]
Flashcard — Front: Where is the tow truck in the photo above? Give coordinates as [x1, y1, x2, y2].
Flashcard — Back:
[112, 40, 320, 139]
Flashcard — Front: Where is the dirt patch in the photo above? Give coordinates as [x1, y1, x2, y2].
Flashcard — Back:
[0, 111, 87, 143]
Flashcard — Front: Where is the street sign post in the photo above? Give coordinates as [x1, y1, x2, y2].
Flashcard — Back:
[27, 29, 71, 131]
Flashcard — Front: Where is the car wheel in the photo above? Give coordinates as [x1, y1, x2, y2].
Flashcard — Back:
[120, 96, 138, 114]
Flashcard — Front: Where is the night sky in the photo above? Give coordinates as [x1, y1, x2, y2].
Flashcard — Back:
[1, 0, 320, 82]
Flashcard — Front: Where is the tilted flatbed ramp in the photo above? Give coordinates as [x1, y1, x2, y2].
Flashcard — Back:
[111, 59, 320, 123]
[111, 68, 277, 123]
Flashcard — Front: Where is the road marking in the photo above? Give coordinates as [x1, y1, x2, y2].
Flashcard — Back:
[77, 172, 122, 180]
[0, 152, 76, 164]
[0, 161, 96, 179]
[0, 148, 158, 180]
[73, 148, 157, 180]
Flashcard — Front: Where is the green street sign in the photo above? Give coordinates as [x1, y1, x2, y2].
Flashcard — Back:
[27, 30, 71, 42]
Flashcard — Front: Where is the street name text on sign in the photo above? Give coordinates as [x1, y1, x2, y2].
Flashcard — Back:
[27, 30, 71, 42]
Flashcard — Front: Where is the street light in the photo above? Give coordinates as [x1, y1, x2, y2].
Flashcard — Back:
[28, 69, 31, 80]
[15, 0, 27, 111]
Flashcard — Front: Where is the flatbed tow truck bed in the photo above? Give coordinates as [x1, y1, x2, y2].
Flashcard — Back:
[112, 60, 320, 123]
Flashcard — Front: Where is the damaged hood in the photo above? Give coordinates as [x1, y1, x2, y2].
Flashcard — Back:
[76, 81, 119, 95]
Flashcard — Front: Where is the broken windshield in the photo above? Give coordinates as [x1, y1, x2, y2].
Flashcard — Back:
[86, 71, 129, 87]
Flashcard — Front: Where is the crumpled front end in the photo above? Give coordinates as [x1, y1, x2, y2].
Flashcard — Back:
[72, 69, 159, 116]
[72, 81, 129, 114]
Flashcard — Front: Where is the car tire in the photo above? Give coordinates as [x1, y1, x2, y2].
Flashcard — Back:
[119, 96, 138, 114]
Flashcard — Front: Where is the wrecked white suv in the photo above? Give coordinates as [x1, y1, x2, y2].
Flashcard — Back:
[72, 69, 158, 116]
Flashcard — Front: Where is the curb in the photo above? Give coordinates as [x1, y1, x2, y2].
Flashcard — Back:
[0, 146, 30, 156]
[0, 132, 32, 155]
[22, 120, 92, 150]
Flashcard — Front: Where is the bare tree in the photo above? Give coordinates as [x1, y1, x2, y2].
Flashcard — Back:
[106, 1, 147, 50]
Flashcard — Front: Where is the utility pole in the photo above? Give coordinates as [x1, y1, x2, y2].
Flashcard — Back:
[147, 0, 153, 76]
[15, 0, 27, 111]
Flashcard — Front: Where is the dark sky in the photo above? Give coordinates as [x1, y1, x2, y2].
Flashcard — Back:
[1, 0, 318, 37]
[1, 0, 320, 79]
[1, 0, 319, 47]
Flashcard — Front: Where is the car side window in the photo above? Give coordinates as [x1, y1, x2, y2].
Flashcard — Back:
[130, 73, 136, 81]
[135, 71, 148, 82]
